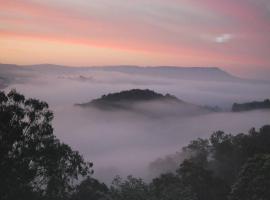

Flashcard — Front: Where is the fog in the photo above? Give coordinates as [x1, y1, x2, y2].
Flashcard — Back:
[4, 68, 270, 183]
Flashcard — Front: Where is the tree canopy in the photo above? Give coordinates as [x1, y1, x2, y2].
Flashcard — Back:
[0, 90, 93, 200]
[230, 154, 270, 200]
[232, 99, 270, 112]
[1, 89, 270, 200]
[78, 89, 181, 110]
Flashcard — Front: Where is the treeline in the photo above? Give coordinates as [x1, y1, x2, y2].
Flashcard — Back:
[81, 89, 180, 104]
[78, 89, 182, 111]
[1, 90, 270, 200]
[232, 99, 270, 112]
[103, 125, 270, 200]
[0, 90, 93, 200]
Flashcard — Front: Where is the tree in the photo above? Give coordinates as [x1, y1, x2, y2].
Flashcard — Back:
[110, 175, 150, 200]
[209, 131, 244, 184]
[209, 126, 270, 185]
[0, 90, 93, 200]
[177, 160, 229, 200]
[150, 173, 197, 200]
[230, 154, 270, 200]
[183, 138, 210, 166]
[72, 176, 109, 200]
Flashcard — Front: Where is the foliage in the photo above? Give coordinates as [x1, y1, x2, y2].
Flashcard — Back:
[110, 175, 150, 200]
[1, 89, 270, 200]
[232, 99, 270, 111]
[177, 160, 229, 200]
[209, 126, 270, 184]
[0, 90, 93, 200]
[150, 173, 197, 200]
[182, 138, 210, 165]
[93, 89, 179, 103]
[146, 125, 270, 200]
[71, 176, 109, 200]
[230, 154, 270, 200]
[79, 89, 181, 109]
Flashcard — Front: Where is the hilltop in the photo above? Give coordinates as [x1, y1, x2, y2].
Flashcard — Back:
[232, 99, 270, 112]
[77, 89, 211, 117]
[79, 89, 182, 108]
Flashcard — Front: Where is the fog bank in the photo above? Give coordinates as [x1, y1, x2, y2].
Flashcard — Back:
[4, 68, 270, 183]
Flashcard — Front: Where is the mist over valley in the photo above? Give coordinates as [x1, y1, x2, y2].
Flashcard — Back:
[1, 63, 269, 183]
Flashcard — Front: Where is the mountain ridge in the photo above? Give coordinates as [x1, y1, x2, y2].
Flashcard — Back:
[0, 63, 240, 82]
[2, 63, 269, 84]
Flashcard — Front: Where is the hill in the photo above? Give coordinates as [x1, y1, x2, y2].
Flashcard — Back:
[87, 66, 239, 82]
[0, 63, 36, 87]
[79, 89, 181, 108]
[0, 63, 243, 83]
[23, 64, 240, 81]
[232, 99, 270, 112]
[77, 89, 211, 117]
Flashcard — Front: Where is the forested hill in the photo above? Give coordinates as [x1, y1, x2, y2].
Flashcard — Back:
[77, 89, 213, 117]
[78, 89, 183, 108]
[232, 99, 270, 112]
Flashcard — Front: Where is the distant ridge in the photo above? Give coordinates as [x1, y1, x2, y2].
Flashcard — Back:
[28, 64, 239, 81]
[232, 99, 270, 112]
[89, 65, 238, 81]
[0, 63, 258, 83]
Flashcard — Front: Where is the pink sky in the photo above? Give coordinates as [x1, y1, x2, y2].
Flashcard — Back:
[0, 0, 270, 78]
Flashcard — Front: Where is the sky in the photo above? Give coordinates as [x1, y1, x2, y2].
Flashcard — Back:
[0, 0, 270, 78]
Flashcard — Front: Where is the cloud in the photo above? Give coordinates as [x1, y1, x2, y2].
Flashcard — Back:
[215, 33, 233, 43]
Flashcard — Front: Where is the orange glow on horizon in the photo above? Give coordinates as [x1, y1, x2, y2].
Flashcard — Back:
[0, 0, 269, 77]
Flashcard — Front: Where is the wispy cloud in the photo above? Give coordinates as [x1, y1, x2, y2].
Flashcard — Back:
[0, 0, 269, 75]
[215, 34, 233, 43]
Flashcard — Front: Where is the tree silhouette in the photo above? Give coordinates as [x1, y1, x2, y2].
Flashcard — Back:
[72, 176, 109, 200]
[110, 175, 150, 200]
[0, 90, 93, 200]
[150, 173, 197, 200]
[230, 154, 270, 200]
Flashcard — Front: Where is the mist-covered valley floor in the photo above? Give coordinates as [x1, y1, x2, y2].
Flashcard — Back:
[3, 65, 270, 183]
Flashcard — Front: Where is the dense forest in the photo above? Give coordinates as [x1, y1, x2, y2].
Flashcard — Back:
[232, 99, 270, 112]
[78, 89, 182, 109]
[1, 90, 270, 200]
